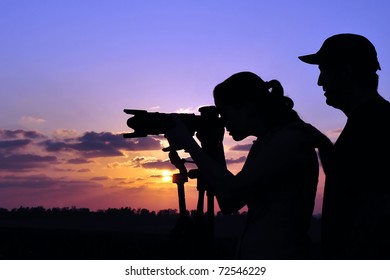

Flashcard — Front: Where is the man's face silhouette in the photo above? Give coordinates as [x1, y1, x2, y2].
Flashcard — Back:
[317, 63, 350, 110]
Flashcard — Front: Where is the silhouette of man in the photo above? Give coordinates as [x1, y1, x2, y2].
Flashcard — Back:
[299, 33, 390, 259]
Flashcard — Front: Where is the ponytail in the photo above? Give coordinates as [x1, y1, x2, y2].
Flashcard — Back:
[260, 79, 300, 127]
[264, 79, 294, 110]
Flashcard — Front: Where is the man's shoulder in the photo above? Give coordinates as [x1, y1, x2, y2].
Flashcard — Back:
[368, 97, 390, 125]
[353, 96, 390, 124]
[369, 95, 390, 112]
[347, 97, 390, 145]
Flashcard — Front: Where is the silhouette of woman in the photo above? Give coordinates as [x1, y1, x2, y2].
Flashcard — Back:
[165, 71, 321, 259]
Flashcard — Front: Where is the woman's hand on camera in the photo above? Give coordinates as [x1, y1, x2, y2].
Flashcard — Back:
[164, 116, 195, 152]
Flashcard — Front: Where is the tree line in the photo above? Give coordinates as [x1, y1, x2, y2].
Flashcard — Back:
[0, 206, 247, 218]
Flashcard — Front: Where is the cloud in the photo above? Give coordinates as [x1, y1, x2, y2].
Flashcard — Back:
[0, 129, 46, 140]
[0, 130, 59, 171]
[0, 129, 168, 177]
[0, 174, 100, 191]
[0, 139, 31, 151]
[130, 155, 196, 170]
[229, 144, 252, 151]
[67, 158, 93, 164]
[0, 174, 104, 210]
[77, 168, 91, 173]
[175, 107, 197, 114]
[225, 156, 246, 164]
[91, 176, 110, 181]
[130, 156, 148, 168]
[106, 162, 121, 169]
[0, 154, 58, 171]
[131, 137, 163, 150]
[19, 116, 46, 125]
[52, 129, 80, 139]
[52, 167, 74, 172]
[0, 174, 56, 189]
[107, 156, 156, 169]
[0, 129, 189, 210]
[142, 159, 177, 170]
[41, 131, 162, 158]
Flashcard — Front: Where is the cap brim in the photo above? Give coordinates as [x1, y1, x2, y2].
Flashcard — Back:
[298, 53, 320, 65]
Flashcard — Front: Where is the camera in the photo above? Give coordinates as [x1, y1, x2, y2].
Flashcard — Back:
[123, 105, 223, 139]
[123, 105, 227, 227]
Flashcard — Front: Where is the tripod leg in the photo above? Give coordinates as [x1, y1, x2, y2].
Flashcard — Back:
[196, 189, 205, 215]
[177, 182, 187, 217]
[206, 191, 215, 240]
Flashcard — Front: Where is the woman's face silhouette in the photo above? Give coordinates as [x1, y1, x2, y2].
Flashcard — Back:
[215, 99, 267, 141]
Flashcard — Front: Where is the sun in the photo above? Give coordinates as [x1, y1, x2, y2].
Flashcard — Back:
[161, 170, 173, 183]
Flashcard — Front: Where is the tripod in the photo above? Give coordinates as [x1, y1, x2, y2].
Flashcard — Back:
[166, 106, 226, 259]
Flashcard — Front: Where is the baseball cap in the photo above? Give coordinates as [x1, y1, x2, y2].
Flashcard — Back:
[299, 33, 381, 70]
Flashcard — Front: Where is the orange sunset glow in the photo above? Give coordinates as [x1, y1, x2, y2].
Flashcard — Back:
[0, 128, 326, 214]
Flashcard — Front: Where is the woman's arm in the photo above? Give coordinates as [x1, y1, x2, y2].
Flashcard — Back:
[165, 117, 243, 213]
[165, 118, 312, 214]
[298, 123, 334, 175]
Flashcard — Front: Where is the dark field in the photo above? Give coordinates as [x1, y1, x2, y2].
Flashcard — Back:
[0, 207, 321, 260]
